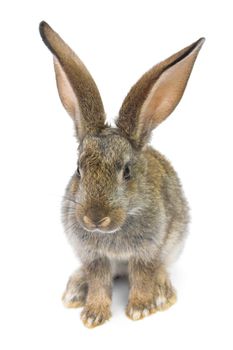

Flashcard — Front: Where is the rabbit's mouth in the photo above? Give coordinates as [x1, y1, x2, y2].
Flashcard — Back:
[80, 226, 121, 234]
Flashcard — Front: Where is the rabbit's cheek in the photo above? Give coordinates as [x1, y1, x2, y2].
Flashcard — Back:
[67, 175, 81, 197]
[108, 207, 127, 231]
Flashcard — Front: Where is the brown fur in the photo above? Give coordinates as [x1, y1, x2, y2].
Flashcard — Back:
[39, 21, 106, 140]
[39, 21, 204, 328]
[80, 258, 112, 328]
[126, 262, 177, 320]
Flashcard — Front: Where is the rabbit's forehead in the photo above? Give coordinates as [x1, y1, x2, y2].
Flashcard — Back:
[79, 134, 132, 163]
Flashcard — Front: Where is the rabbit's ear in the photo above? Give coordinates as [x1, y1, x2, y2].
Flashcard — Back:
[39, 21, 106, 140]
[116, 38, 205, 148]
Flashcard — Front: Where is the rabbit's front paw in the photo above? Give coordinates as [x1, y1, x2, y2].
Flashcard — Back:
[81, 304, 111, 328]
[126, 279, 177, 320]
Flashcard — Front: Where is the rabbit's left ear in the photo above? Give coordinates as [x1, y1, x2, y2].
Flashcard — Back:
[116, 38, 205, 148]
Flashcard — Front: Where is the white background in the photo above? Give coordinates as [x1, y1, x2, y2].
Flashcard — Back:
[0, 0, 232, 349]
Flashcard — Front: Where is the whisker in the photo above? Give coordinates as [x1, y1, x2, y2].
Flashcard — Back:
[65, 222, 78, 232]
[62, 196, 84, 208]
[61, 207, 76, 212]
[62, 206, 76, 210]
[62, 213, 76, 218]
[62, 196, 77, 204]
[62, 209, 75, 215]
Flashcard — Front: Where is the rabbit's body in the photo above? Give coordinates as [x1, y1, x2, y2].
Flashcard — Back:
[40, 21, 204, 328]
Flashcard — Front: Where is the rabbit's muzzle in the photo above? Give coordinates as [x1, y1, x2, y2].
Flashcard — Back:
[76, 204, 126, 233]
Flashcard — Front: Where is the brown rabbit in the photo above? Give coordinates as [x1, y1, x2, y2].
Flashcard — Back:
[39, 21, 204, 328]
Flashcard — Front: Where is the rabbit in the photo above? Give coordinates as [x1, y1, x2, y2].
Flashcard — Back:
[39, 21, 204, 328]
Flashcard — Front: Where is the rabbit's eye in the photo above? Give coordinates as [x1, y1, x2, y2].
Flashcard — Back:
[123, 164, 131, 180]
[76, 166, 81, 178]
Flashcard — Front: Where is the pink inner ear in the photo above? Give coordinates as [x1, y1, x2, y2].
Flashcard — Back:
[53, 57, 80, 119]
[137, 47, 201, 137]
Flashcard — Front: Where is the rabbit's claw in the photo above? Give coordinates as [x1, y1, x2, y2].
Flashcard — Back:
[81, 305, 111, 328]
[126, 302, 157, 320]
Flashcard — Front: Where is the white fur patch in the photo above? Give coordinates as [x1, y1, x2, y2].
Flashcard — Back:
[142, 308, 150, 317]
[87, 317, 94, 327]
[156, 295, 166, 307]
[130, 309, 141, 320]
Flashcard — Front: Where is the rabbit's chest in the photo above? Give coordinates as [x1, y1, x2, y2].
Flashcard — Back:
[100, 232, 142, 257]
[79, 229, 157, 263]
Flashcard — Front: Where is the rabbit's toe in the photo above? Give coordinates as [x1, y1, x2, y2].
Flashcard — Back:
[62, 289, 86, 308]
[81, 305, 111, 328]
[126, 301, 157, 321]
[154, 284, 177, 311]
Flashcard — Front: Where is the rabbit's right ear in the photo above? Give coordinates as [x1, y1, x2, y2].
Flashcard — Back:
[39, 21, 106, 140]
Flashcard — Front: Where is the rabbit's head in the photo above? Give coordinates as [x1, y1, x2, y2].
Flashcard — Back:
[39, 22, 204, 233]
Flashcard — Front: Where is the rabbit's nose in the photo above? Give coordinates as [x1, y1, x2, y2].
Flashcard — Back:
[98, 216, 111, 228]
[83, 215, 111, 229]
[83, 215, 96, 229]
